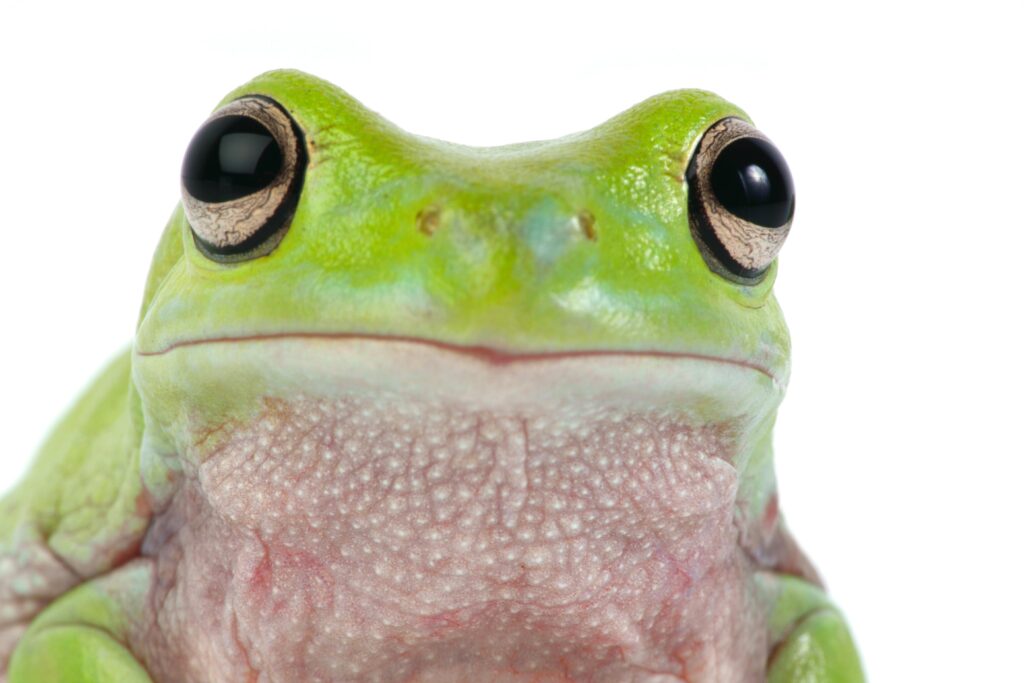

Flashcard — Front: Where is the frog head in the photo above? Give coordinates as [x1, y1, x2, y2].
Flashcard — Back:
[132, 69, 795, 506]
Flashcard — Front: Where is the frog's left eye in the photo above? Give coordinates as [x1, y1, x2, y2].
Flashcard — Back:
[686, 118, 794, 282]
[181, 96, 306, 262]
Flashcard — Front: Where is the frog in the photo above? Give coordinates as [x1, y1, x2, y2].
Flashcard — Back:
[0, 69, 864, 683]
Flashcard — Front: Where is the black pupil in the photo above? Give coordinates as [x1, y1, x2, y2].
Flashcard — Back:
[182, 115, 283, 203]
[709, 137, 794, 228]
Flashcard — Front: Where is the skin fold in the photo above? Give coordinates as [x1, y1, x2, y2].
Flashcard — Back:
[0, 70, 864, 682]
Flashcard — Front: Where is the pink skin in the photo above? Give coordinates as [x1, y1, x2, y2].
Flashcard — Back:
[129, 398, 776, 682]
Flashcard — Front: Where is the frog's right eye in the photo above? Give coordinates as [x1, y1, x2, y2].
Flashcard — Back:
[686, 117, 795, 283]
[181, 96, 307, 263]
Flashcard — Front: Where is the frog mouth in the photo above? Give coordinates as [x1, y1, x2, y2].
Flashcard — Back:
[134, 331, 784, 425]
[136, 331, 778, 384]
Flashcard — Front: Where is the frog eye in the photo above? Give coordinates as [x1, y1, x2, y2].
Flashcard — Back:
[686, 117, 794, 281]
[181, 96, 306, 262]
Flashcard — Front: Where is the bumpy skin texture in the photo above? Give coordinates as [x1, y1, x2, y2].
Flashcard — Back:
[0, 70, 864, 682]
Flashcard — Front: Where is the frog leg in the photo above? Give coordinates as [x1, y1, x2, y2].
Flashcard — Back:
[762, 572, 865, 683]
[0, 351, 152, 676]
[7, 560, 153, 683]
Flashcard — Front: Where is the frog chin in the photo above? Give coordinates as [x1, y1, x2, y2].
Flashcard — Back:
[131, 334, 785, 682]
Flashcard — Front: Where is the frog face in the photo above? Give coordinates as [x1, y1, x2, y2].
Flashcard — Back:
[132, 69, 794, 480]
[117, 71, 811, 681]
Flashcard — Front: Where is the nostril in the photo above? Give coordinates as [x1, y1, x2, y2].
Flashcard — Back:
[575, 210, 597, 241]
[416, 206, 442, 236]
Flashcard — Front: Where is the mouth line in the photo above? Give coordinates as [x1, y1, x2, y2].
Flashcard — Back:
[136, 331, 776, 382]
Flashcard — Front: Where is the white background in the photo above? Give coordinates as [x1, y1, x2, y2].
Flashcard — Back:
[1, 1, 1021, 680]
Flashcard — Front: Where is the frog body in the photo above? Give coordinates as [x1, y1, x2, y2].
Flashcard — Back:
[0, 70, 863, 682]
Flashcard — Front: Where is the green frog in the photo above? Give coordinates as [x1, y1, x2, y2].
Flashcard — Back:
[0, 70, 864, 682]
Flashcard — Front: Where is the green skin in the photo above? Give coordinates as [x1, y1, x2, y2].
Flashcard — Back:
[0, 70, 864, 682]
